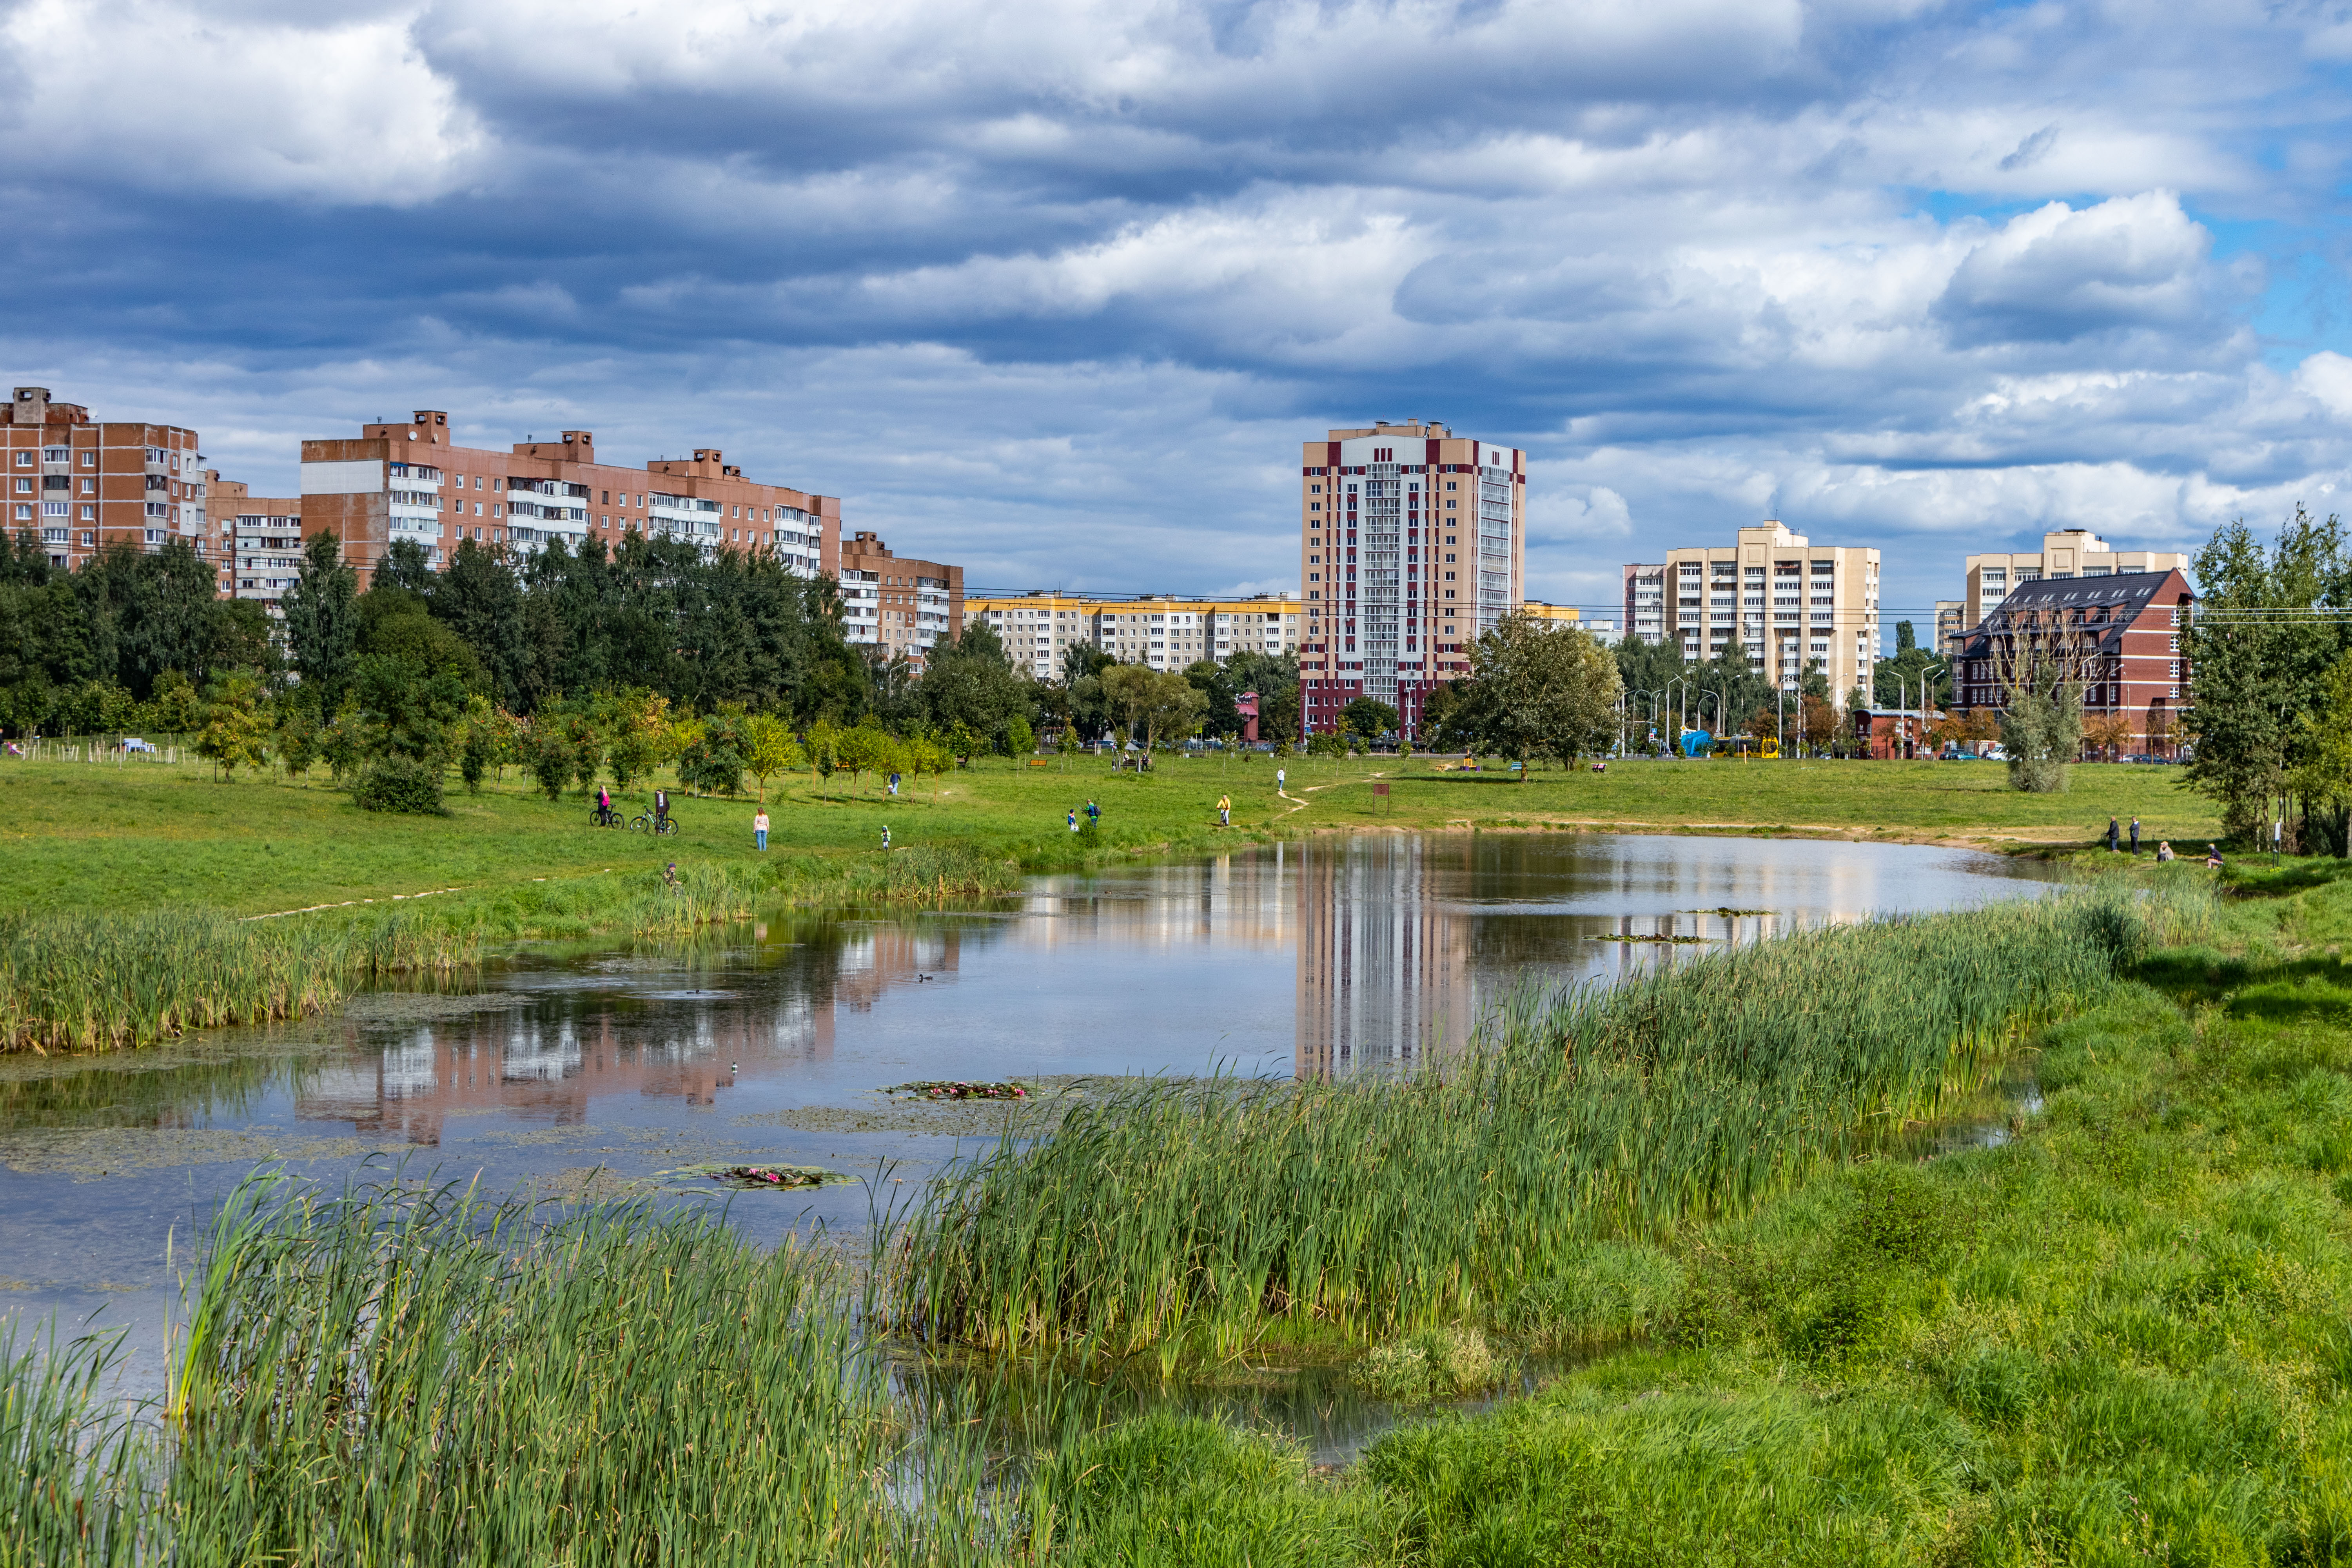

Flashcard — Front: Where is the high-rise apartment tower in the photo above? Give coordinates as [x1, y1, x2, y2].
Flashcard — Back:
[1654, 522, 1880, 703]
[1299, 421, 1524, 739]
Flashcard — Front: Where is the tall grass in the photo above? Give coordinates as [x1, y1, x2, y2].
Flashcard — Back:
[0, 1323, 144, 1568]
[0, 909, 477, 1054]
[893, 888, 2207, 1356]
[129, 1172, 998, 1564]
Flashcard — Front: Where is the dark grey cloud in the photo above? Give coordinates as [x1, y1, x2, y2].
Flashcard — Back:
[5, 0, 2352, 624]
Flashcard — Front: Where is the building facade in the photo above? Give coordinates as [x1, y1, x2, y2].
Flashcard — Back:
[1960, 530, 2190, 634]
[3, 387, 207, 573]
[1653, 522, 1880, 702]
[1935, 599, 1967, 657]
[207, 472, 303, 609]
[1300, 420, 1525, 740]
[838, 531, 962, 664]
[966, 591, 1097, 678]
[1622, 564, 1666, 644]
[1520, 599, 1581, 628]
[967, 592, 1303, 681]
[1953, 569, 2193, 757]
[298, 411, 840, 589]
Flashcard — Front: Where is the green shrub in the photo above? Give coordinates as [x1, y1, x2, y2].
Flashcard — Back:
[1354, 1325, 1503, 1402]
[530, 728, 574, 801]
[353, 753, 447, 815]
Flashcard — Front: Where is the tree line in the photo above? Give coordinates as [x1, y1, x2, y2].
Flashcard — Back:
[0, 528, 1308, 807]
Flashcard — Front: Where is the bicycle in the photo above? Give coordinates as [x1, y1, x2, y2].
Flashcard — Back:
[589, 804, 624, 828]
[630, 811, 679, 837]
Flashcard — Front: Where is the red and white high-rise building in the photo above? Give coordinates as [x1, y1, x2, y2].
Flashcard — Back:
[3, 387, 209, 572]
[1298, 420, 1525, 740]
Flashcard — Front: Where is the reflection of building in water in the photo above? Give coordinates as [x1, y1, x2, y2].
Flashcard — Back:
[1296, 838, 1474, 1078]
[1020, 848, 1296, 955]
[294, 920, 975, 1144]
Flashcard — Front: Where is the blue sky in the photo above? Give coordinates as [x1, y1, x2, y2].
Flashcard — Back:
[7, 0, 2352, 638]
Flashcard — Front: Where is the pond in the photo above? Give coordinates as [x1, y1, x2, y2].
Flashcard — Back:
[0, 831, 2060, 1381]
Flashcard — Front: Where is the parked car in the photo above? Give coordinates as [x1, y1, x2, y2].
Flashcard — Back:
[119, 737, 157, 754]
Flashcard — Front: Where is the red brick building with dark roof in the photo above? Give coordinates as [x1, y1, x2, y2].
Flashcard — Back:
[1953, 568, 2194, 757]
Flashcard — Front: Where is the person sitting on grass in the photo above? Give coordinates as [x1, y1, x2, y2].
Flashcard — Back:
[2157, 841, 2176, 862]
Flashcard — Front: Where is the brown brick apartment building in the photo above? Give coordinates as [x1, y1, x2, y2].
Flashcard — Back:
[1953, 568, 2194, 757]
[3, 387, 209, 572]
[299, 410, 842, 589]
[1299, 420, 1525, 741]
[838, 530, 963, 664]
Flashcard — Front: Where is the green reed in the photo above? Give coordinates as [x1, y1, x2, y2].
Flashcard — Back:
[0, 1323, 144, 1568]
[133, 1171, 1002, 1565]
[0, 909, 477, 1055]
[893, 887, 2203, 1356]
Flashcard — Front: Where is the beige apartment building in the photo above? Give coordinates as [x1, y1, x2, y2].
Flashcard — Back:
[1651, 521, 1880, 701]
[838, 531, 962, 665]
[1301, 420, 1524, 740]
[966, 591, 1097, 678]
[3, 387, 208, 573]
[1958, 529, 2190, 634]
[968, 591, 1301, 681]
[298, 410, 840, 590]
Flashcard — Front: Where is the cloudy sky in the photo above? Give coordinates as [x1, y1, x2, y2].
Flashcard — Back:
[5, 0, 2351, 635]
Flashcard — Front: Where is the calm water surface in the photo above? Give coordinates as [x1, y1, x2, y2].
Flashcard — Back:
[0, 832, 2059, 1370]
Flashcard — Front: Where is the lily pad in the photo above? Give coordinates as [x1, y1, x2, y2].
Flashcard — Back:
[662, 1161, 848, 1190]
[1588, 933, 1711, 944]
[884, 1080, 1031, 1101]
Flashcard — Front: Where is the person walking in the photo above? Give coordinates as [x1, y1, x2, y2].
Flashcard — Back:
[882, 825, 892, 850]
[1067, 808, 1078, 833]
[655, 786, 670, 826]
[2130, 817, 2141, 856]
[1276, 766, 1287, 793]
[2107, 816, 2119, 852]
[1217, 793, 1230, 827]
[1086, 799, 1100, 824]
[889, 771, 900, 797]
[753, 807, 769, 851]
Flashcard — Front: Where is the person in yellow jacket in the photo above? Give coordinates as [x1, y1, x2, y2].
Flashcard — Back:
[1217, 793, 1231, 827]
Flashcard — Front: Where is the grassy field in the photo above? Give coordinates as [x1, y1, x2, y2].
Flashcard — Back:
[2, 750, 2218, 921]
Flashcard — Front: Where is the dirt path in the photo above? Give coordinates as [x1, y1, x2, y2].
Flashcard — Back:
[1276, 770, 1388, 818]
